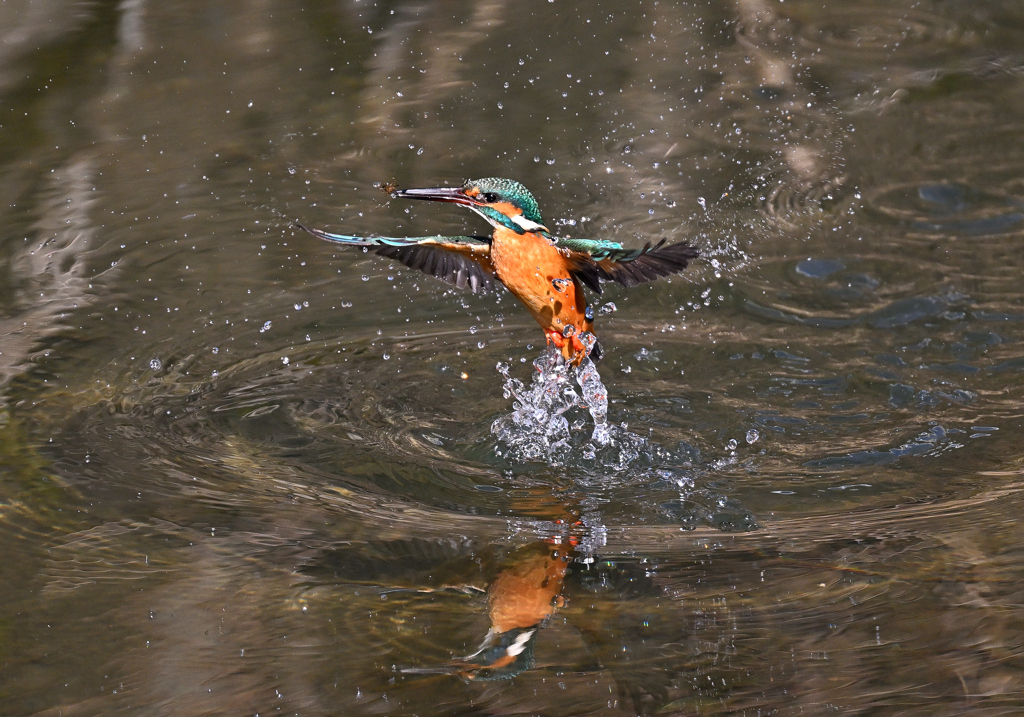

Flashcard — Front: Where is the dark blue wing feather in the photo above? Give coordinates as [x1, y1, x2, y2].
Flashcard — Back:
[554, 236, 698, 292]
[295, 222, 496, 293]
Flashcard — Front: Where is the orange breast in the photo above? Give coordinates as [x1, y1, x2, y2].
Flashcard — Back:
[490, 227, 593, 339]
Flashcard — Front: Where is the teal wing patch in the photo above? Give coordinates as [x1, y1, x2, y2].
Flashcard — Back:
[554, 237, 699, 293]
[296, 222, 495, 293]
[554, 237, 628, 260]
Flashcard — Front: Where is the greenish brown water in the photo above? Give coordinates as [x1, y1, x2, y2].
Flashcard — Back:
[3, 0, 1024, 714]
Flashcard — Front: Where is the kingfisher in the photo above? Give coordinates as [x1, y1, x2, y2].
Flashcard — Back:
[296, 178, 698, 363]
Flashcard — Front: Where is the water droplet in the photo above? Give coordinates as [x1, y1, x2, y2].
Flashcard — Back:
[746, 429, 760, 444]
[288, 167, 296, 175]
[211, 347, 219, 354]
[599, 302, 617, 315]
[149, 358, 162, 371]
[477, 341, 486, 349]
[469, 325, 478, 334]
[294, 303, 302, 310]
[282, 356, 289, 365]
[260, 320, 272, 333]
[584, 306, 594, 320]
[383, 352, 390, 360]
[726, 438, 738, 451]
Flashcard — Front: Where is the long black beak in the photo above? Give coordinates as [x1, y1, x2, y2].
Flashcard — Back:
[391, 186, 482, 206]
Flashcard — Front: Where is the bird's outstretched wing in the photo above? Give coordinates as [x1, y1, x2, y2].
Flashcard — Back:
[296, 222, 496, 293]
[554, 237, 699, 293]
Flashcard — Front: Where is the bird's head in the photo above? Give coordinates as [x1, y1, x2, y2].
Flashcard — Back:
[393, 177, 549, 235]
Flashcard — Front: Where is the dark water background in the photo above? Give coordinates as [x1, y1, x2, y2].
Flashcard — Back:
[3, 0, 1024, 714]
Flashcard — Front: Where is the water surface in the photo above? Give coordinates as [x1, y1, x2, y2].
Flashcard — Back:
[3, 0, 1024, 714]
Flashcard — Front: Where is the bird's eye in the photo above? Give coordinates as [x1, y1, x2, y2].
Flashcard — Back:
[482, 192, 499, 203]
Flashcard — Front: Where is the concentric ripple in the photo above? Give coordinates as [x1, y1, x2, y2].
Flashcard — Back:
[868, 181, 1024, 236]
[798, 8, 972, 60]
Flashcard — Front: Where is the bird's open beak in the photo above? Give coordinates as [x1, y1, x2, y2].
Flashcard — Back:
[391, 186, 483, 207]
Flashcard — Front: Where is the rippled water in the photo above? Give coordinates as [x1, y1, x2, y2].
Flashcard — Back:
[3, 0, 1024, 714]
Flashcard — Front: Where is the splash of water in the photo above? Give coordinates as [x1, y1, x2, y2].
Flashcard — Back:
[491, 334, 645, 467]
[490, 339, 761, 530]
[573, 334, 609, 445]
[491, 348, 581, 464]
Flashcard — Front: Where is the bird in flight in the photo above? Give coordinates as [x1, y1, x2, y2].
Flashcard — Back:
[296, 177, 698, 364]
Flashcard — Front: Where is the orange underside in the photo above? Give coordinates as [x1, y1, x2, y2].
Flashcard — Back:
[487, 226, 594, 363]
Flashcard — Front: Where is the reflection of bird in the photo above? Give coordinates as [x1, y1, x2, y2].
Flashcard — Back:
[453, 541, 569, 680]
[297, 178, 698, 364]
[303, 536, 684, 706]
[401, 541, 571, 681]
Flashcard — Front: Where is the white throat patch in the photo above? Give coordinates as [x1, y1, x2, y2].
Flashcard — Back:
[470, 205, 549, 234]
[510, 214, 548, 232]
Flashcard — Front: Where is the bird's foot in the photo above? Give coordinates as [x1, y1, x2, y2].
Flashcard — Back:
[544, 329, 565, 349]
[545, 329, 590, 366]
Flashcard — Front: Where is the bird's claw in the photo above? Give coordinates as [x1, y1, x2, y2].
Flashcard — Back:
[545, 329, 589, 366]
